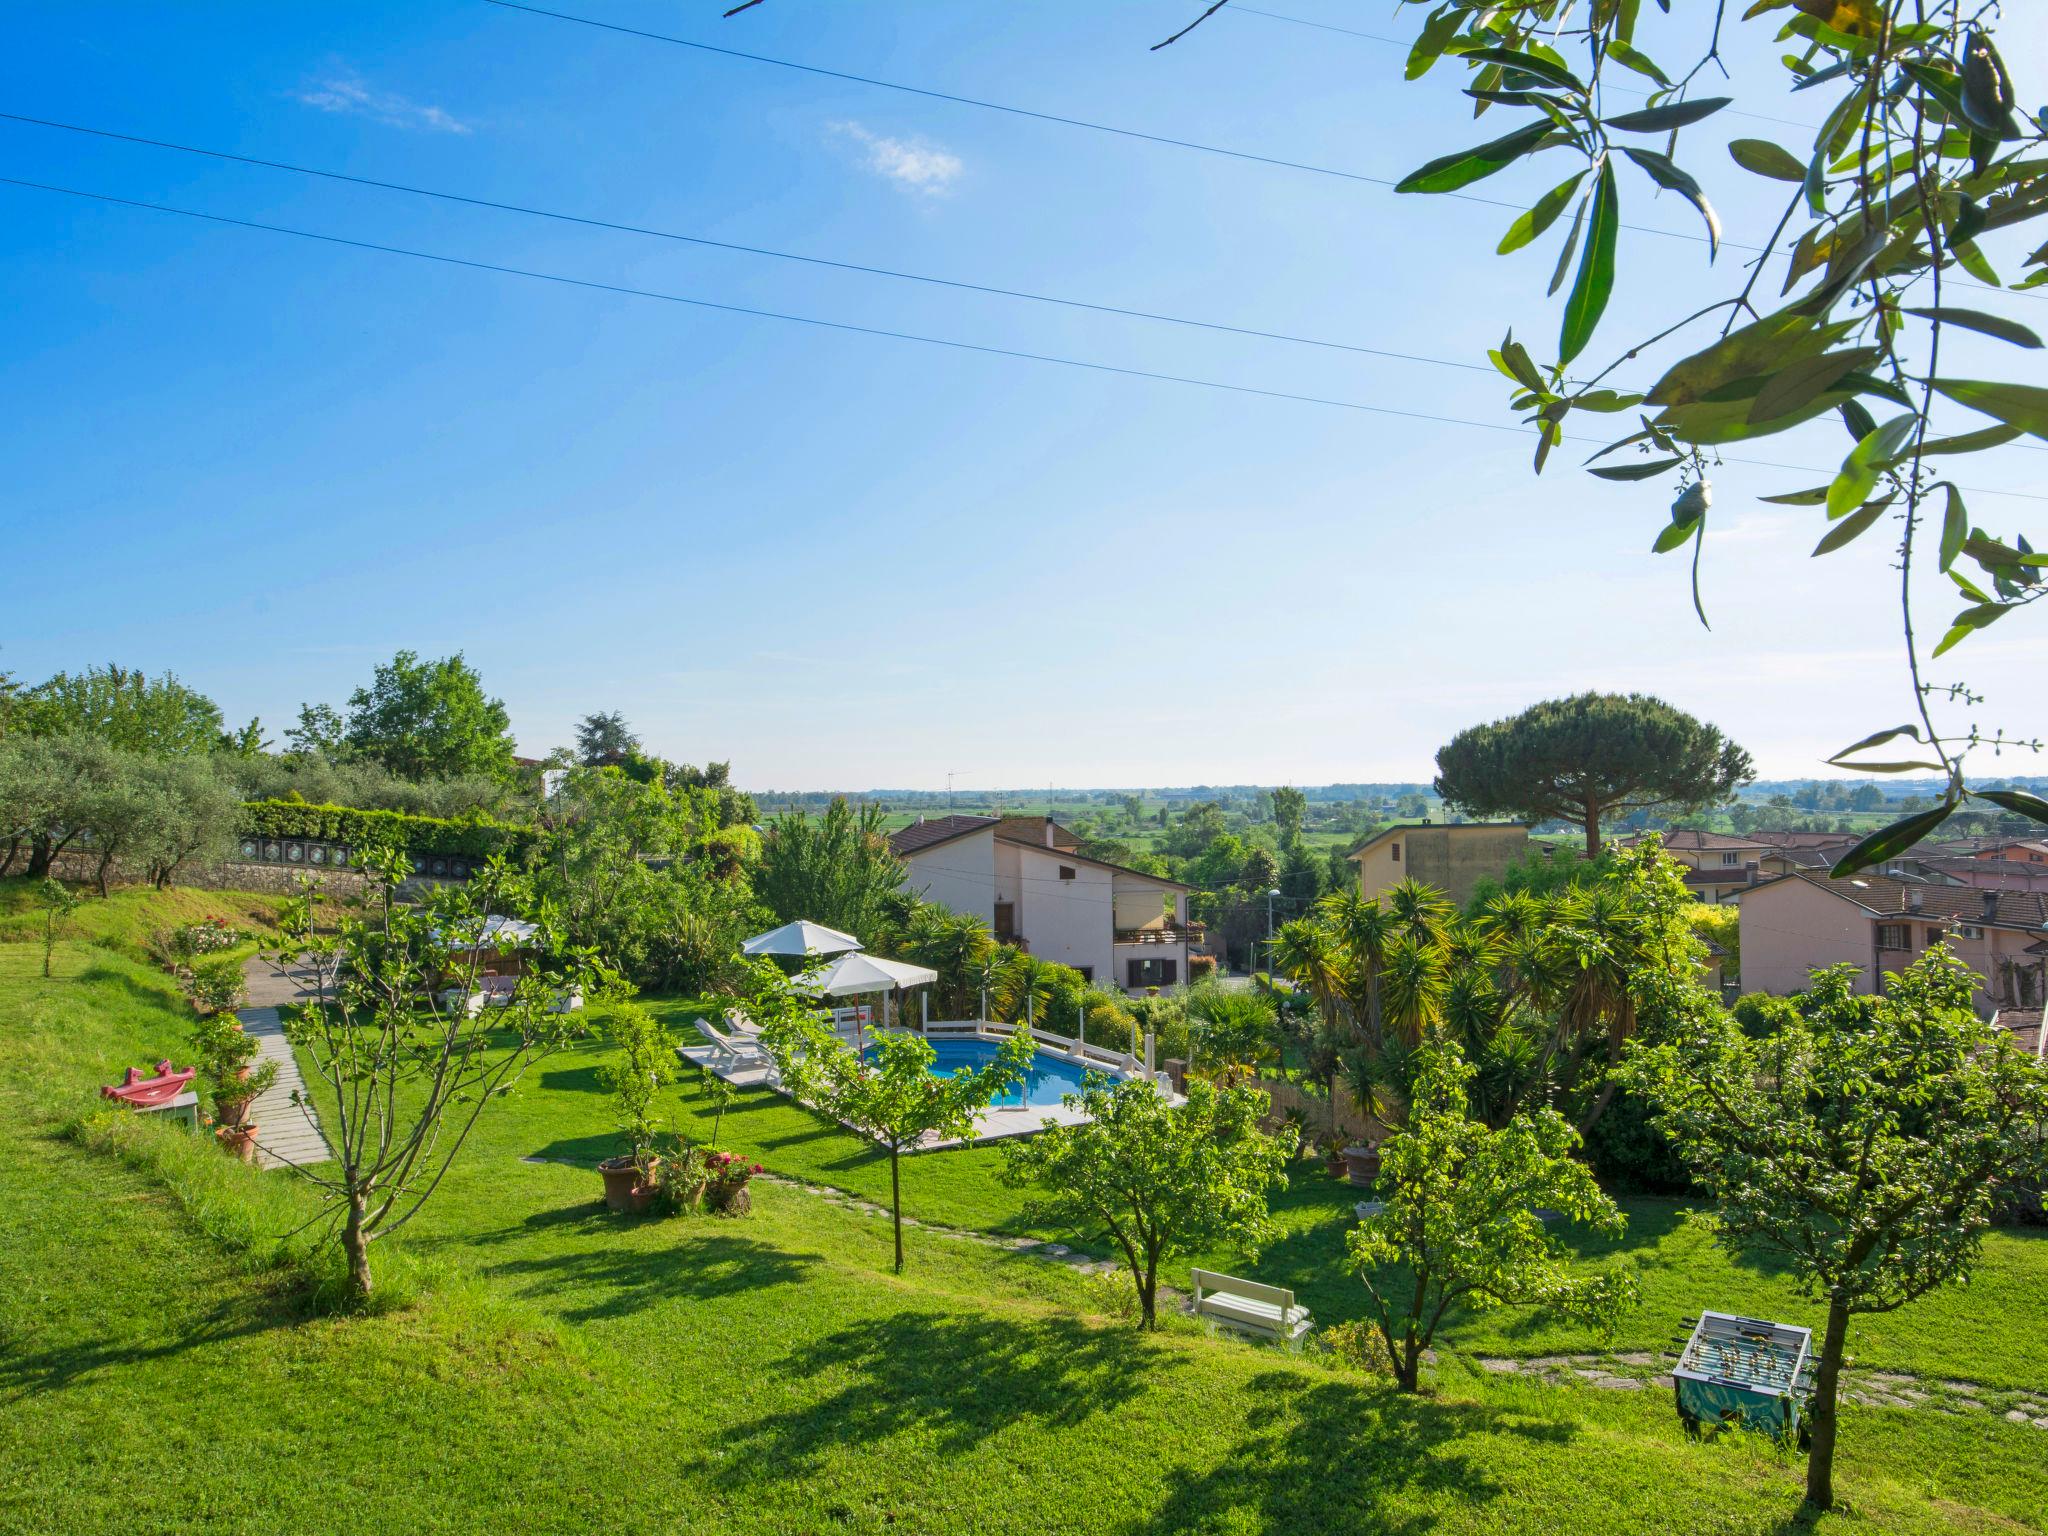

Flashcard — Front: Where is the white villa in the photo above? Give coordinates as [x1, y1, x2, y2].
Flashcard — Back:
[887, 815, 1200, 994]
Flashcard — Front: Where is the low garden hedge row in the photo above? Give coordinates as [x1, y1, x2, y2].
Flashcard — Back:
[239, 799, 536, 861]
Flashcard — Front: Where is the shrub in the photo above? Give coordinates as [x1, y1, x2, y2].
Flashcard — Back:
[1581, 1087, 1692, 1195]
[1316, 1319, 1394, 1378]
[189, 1012, 276, 1125]
[1731, 991, 1801, 1038]
[184, 955, 247, 1017]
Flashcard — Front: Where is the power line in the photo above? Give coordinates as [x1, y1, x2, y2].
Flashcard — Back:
[483, 0, 2035, 307]
[481, 0, 1755, 255]
[0, 111, 1493, 377]
[8, 176, 2043, 502]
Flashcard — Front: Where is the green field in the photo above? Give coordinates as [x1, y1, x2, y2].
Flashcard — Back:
[3, 881, 2045, 1533]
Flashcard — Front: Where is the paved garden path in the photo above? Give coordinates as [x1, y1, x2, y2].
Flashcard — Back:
[236, 959, 331, 1171]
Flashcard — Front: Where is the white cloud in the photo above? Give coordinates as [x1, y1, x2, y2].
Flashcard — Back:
[829, 120, 961, 193]
[295, 72, 472, 134]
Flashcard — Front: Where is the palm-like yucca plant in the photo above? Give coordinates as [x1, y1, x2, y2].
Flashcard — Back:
[1320, 888, 1400, 1051]
[901, 906, 994, 1020]
[1377, 934, 1449, 1049]
[1383, 878, 1456, 946]
[1187, 986, 1278, 1083]
[1541, 885, 1644, 1131]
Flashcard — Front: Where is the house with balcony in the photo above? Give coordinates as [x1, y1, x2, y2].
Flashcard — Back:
[1733, 870, 2048, 1015]
[888, 815, 1199, 994]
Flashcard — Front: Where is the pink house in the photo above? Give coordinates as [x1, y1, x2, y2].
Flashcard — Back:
[1734, 871, 2048, 1014]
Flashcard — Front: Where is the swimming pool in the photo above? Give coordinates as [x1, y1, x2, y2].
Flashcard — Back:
[920, 1037, 1101, 1108]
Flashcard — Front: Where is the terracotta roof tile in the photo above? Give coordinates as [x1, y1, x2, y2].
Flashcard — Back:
[887, 815, 998, 856]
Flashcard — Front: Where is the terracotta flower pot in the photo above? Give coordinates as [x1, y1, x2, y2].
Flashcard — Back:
[601, 1154, 661, 1214]
[1341, 1144, 1383, 1188]
[599, 1155, 642, 1213]
[216, 1124, 259, 1164]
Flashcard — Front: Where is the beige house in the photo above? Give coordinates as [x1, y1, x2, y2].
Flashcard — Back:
[1622, 829, 1771, 903]
[1734, 870, 2048, 1015]
[889, 815, 1197, 995]
[1348, 823, 1527, 907]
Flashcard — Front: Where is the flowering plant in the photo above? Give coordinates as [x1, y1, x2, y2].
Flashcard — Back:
[704, 1150, 764, 1190]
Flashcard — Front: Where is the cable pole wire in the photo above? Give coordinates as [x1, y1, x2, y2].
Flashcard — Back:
[6, 175, 2042, 503]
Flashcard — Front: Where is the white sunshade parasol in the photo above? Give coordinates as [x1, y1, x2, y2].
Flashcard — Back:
[442, 915, 540, 951]
[742, 918, 865, 958]
[794, 951, 937, 998]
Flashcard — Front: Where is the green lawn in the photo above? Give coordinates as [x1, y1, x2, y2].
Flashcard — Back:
[3, 890, 2046, 1533]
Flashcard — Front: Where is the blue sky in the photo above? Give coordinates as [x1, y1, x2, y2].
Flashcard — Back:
[4, 2, 2043, 790]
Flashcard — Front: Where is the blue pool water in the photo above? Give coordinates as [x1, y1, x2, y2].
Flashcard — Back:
[920, 1038, 1098, 1108]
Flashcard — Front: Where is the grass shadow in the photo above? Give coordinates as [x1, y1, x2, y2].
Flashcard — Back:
[705, 1310, 1177, 1483]
[1136, 1369, 1575, 1535]
[0, 1290, 293, 1401]
[484, 1229, 822, 1323]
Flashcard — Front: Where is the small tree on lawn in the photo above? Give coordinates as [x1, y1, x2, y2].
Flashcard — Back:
[1349, 1040, 1636, 1392]
[36, 877, 79, 979]
[999, 1075, 1295, 1329]
[269, 850, 601, 1301]
[755, 965, 1034, 1273]
[1622, 955, 2048, 1512]
[598, 1002, 677, 1170]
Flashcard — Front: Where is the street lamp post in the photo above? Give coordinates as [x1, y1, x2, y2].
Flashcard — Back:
[1264, 887, 1281, 979]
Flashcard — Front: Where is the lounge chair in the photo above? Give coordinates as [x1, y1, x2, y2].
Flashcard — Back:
[697, 1018, 767, 1068]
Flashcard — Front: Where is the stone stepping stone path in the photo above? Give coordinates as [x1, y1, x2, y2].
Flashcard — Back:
[1475, 1350, 2048, 1425]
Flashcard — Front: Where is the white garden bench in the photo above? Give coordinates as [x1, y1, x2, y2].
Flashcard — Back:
[1191, 1269, 1312, 1342]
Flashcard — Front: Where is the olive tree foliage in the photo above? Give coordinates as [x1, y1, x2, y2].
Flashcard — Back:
[268, 853, 603, 1302]
[1620, 952, 2048, 1510]
[1152, 0, 2048, 864]
[1350, 1041, 1636, 1390]
[1434, 691, 1753, 853]
[0, 733, 238, 888]
[753, 964, 1035, 1273]
[999, 1075, 1296, 1328]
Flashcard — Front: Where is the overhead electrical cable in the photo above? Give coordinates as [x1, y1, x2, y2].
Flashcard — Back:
[482, 0, 2032, 307]
[481, 0, 1760, 255]
[8, 176, 2043, 502]
[0, 111, 1493, 376]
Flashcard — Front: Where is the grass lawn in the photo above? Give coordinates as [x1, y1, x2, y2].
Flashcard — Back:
[2, 885, 2045, 1533]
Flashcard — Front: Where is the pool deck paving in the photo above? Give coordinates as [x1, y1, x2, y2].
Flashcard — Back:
[676, 1040, 1100, 1148]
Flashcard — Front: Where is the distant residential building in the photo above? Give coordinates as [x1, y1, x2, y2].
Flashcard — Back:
[1885, 854, 2048, 894]
[1733, 871, 2048, 1015]
[1624, 830, 1771, 903]
[1347, 823, 1527, 907]
[1968, 839, 2048, 864]
[889, 815, 1197, 995]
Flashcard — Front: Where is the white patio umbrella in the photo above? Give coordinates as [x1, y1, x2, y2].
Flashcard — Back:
[793, 951, 938, 1035]
[741, 918, 864, 958]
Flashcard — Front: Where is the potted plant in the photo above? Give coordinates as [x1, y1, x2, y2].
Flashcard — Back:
[596, 1003, 676, 1213]
[1340, 1141, 1383, 1187]
[190, 1012, 277, 1162]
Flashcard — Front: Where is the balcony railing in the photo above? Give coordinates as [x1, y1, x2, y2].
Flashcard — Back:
[1115, 925, 1205, 946]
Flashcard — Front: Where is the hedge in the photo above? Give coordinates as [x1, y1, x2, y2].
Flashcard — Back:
[238, 800, 536, 862]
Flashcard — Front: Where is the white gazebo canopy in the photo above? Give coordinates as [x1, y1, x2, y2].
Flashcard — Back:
[794, 951, 937, 998]
[742, 918, 865, 959]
